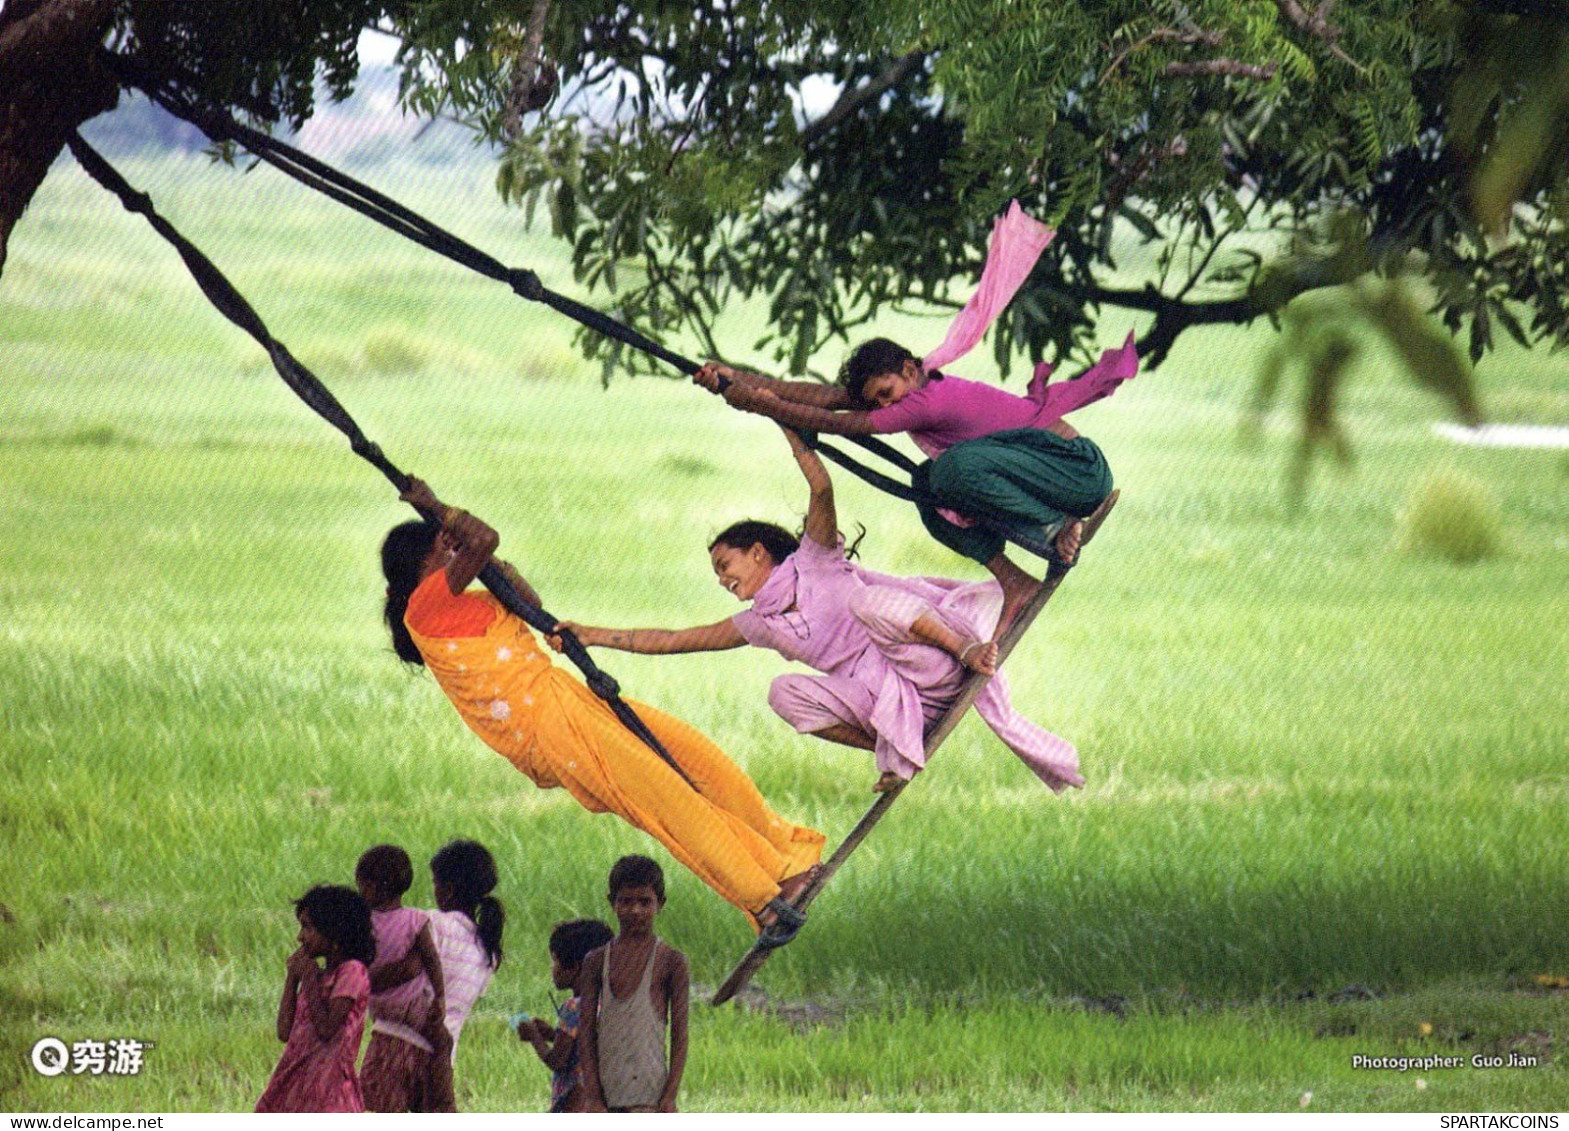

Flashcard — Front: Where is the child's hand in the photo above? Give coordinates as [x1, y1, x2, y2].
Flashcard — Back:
[285, 948, 318, 980]
[695, 361, 742, 394]
[550, 622, 593, 651]
[399, 476, 442, 515]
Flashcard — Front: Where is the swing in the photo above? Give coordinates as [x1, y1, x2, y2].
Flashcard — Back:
[80, 71, 1121, 974]
[711, 488, 1117, 1004]
[66, 134, 693, 787]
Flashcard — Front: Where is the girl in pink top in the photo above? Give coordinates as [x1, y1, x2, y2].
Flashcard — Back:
[356, 844, 449, 1112]
[694, 201, 1137, 633]
[255, 885, 374, 1113]
[374, 839, 504, 1112]
[559, 426, 1082, 794]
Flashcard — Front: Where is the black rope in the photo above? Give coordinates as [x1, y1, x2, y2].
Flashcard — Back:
[114, 59, 1054, 558]
[68, 133, 694, 787]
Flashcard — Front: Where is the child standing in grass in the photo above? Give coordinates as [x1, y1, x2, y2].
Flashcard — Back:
[355, 844, 450, 1112]
[579, 856, 689, 1113]
[518, 918, 616, 1112]
[376, 839, 505, 1112]
[256, 885, 375, 1113]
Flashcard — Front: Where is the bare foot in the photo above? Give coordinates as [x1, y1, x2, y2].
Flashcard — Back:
[777, 866, 821, 905]
[1054, 519, 1084, 564]
[994, 574, 1043, 640]
[872, 771, 903, 793]
[958, 638, 999, 676]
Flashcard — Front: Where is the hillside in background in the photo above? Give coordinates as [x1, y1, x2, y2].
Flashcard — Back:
[77, 64, 487, 170]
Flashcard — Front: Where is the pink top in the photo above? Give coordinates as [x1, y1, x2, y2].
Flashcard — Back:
[368, 906, 434, 1051]
[255, 960, 370, 1113]
[870, 337, 1139, 459]
[428, 909, 496, 1055]
[866, 198, 1138, 462]
[733, 535, 1083, 791]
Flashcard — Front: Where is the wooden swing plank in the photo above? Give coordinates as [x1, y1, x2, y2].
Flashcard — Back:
[711, 491, 1120, 1006]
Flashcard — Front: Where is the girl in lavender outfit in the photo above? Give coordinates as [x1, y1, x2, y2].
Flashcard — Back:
[559, 424, 1083, 795]
[696, 201, 1137, 634]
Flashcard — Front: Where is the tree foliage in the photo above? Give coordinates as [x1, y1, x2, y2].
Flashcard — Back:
[387, 1, 1568, 451]
[6, 2, 1567, 466]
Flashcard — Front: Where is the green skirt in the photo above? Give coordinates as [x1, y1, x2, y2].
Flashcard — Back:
[911, 428, 1113, 564]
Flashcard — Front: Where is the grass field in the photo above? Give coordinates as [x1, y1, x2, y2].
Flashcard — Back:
[2, 151, 1566, 1112]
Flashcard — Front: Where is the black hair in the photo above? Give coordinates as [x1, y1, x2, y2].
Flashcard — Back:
[608, 854, 665, 904]
[710, 518, 865, 563]
[431, 839, 504, 969]
[548, 918, 615, 968]
[295, 884, 376, 966]
[708, 520, 799, 565]
[356, 844, 414, 900]
[839, 337, 920, 407]
[381, 518, 442, 666]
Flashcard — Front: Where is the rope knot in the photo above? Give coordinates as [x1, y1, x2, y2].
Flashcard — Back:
[509, 269, 545, 301]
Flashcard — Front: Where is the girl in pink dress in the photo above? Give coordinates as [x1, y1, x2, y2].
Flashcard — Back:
[256, 885, 375, 1113]
[693, 201, 1137, 634]
[558, 426, 1083, 794]
[356, 844, 450, 1112]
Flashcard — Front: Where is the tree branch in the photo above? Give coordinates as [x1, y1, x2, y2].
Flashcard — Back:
[1100, 26, 1224, 84]
[501, 0, 554, 139]
[1273, 0, 1367, 72]
[800, 51, 924, 147]
[1162, 59, 1278, 80]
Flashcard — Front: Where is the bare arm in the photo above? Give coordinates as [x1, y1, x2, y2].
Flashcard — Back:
[411, 923, 452, 1053]
[554, 619, 747, 655]
[781, 426, 837, 550]
[398, 477, 503, 595]
[658, 950, 690, 1113]
[411, 923, 446, 1007]
[295, 962, 354, 1043]
[275, 965, 301, 1043]
[722, 383, 877, 435]
[526, 1019, 577, 1072]
[577, 949, 607, 1112]
[369, 950, 422, 994]
[696, 362, 853, 409]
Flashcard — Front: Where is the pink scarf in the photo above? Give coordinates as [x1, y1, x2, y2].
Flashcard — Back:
[921, 199, 1138, 408]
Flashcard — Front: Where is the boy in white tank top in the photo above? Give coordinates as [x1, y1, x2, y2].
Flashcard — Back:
[578, 856, 690, 1112]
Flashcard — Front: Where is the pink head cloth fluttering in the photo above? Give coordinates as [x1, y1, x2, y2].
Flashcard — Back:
[921, 200, 1056, 373]
[921, 199, 1139, 419]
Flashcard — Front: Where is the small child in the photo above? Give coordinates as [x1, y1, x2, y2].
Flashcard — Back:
[356, 844, 450, 1112]
[256, 885, 375, 1113]
[517, 918, 616, 1112]
[579, 856, 690, 1113]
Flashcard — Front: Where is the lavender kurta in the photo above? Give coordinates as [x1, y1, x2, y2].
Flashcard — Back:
[731, 535, 1083, 791]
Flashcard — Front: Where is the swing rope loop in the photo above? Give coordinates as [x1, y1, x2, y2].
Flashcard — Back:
[509, 268, 545, 302]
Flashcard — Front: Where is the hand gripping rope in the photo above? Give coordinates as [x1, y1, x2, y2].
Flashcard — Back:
[67, 133, 693, 788]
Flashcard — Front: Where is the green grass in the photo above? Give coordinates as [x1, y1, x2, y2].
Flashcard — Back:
[2, 152, 1566, 1112]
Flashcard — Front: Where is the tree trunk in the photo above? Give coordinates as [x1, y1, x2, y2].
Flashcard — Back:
[0, 0, 120, 277]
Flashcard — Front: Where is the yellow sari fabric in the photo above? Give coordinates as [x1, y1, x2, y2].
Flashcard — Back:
[408, 591, 823, 914]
